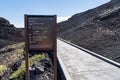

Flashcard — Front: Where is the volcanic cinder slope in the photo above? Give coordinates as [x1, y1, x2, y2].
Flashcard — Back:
[57, 0, 120, 63]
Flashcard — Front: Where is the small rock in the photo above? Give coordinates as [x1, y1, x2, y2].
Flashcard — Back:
[29, 67, 35, 80]
[35, 65, 44, 75]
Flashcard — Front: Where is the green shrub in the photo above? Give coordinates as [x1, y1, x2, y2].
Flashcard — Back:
[0, 65, 7, 75]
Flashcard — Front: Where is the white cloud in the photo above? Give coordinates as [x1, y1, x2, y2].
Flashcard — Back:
[57, 16, 71, 23]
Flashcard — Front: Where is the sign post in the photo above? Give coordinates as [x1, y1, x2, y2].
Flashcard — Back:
[25, 15, 57, 80]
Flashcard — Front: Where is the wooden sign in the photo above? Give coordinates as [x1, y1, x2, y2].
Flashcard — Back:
[25, 15, 56, 51]
[25, 15, 57, 80]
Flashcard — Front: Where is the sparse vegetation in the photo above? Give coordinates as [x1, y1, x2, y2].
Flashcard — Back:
[0, 42, 25, 79]
[10, 54, 45, 79]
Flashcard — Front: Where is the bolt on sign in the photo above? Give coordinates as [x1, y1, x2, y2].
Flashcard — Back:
[25, 15, 57, 80]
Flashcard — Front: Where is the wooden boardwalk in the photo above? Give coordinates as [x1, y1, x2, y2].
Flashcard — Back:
[57, 39, 120, 80]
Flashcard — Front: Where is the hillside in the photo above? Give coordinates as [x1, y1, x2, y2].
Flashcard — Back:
[57, 0, 120, 63]
[0, 17, 24, 49]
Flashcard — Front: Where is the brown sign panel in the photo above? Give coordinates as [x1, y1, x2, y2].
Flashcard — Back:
[26, 15, 56, 51]
[25, 15, 57, 80]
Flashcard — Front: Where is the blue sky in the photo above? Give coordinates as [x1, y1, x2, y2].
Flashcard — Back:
[0, 0, 110, 28]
